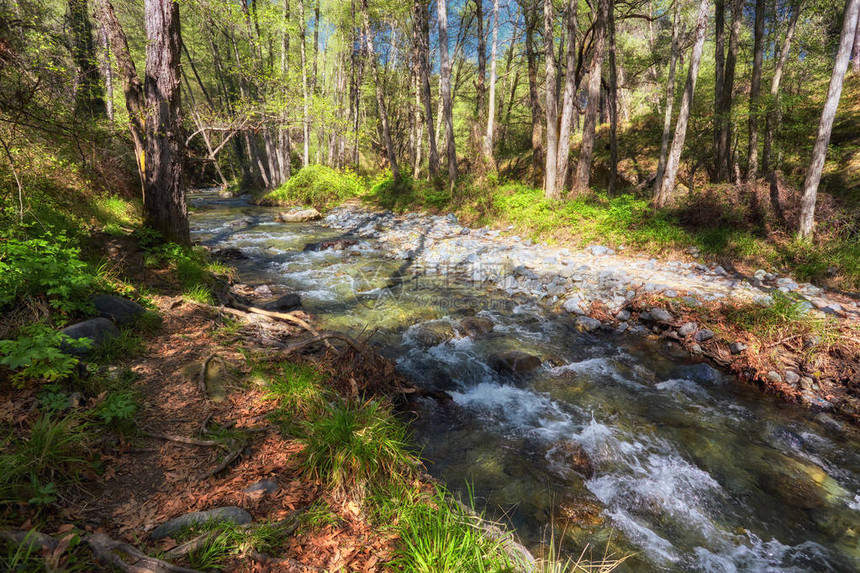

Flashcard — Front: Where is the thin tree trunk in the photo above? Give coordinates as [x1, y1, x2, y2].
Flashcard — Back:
[95, 0, 145, 188]
[144, 0, 188, 244]
[69, 0, 105, 117]
[746, 0, 765, 184]
[655, 0, 709, 207]
[607, 0, 618, 193]
[713, 0, 725, 180]
[97, 24, 114, 121]
[438, 0, 458, 186]
[280, 0, 292, 182]
[654, 0, 680, 199]
[853, 7, 860, 72]
[799, 0, 860, 239]
[416, 0, 439, 178]
[360, 0, 401, 182]
[544, 0, 560, 198]
[484, 0, 500, 164]
[298, 0, 310, 166]
[717, 0, 742, 181]
[762, 1, 800, 177]
[525, 2, 543, 186]
[571, 0, 609, 196]
[555, 0, 578, 192]
[475, 0, 487, 121]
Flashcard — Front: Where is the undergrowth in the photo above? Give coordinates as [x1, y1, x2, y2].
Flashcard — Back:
[257, 165, 365, 210]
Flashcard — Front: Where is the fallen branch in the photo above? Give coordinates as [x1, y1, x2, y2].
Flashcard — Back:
[219, 296, 336, 351]
[145, 431, 219, 447]
[270, 332, 369, 357]
[766, 334, 803, 348]
[87, 532, 202, 573]
[162, 531, 220, 560]
[199, 447, 242, 480]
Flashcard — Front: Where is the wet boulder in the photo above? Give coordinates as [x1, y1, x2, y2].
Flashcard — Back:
[91, 295, 145, 325]
[489, 351, 542, 374]
[275, 208, 321, 223]
[211, 247, 248, 261]
[550, 440, 594, 479]
[303, 238, 358, 252]
[409, 322, 455, 347]
[555, 493, 604, 528]
[150, 507, 253, 540]
[263, 293, 301, 312]
[574, 316, 602, 332]
[459, 317, 494, 338]
[60, 318, 119, 355]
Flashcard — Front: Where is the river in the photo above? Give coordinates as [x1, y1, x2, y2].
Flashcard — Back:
[189, 191, 860, 572]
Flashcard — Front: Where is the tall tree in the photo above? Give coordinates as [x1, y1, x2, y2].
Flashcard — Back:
[746, 0, 765, 184]
[475, 0, 487, 121]
[798, 0, 860, 238]
[415, 0, 439, 178]
[571, 0, 609, 196]
[543, 0, 559, 198]
[484, 0, 500, 164]
[438, 0, 458, 186]
[555, 0, 578, 191]
[713, 0, 725, 178]
[143, 0, 188, 244]
[715, 0, 741, 181]
[69, 0, 104, 117]
[298, 0, 310, 167]
[607, 0, 618, 193]
[762, 0, 800, 177]
[654, 0, 681, 199]
[655, 0, 709, 206]
[524, 0, 543, 185]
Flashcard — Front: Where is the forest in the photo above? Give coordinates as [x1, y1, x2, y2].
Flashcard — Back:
[1, 0, 860, 570]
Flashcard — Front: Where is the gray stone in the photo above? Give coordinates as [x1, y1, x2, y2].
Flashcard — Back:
[575, 316, 602, 332]
[60, 318, 119, 355]
[459, 317, 494, 338]
[713, 266, 728, 276]
[678, 322, 697, 337]
[682, 296, 702, 307]
[615, 309, 631, 321]
[150, 507, 253, 540]
[616, 322, 629, 333]
[488, 351, 542, 374]
[784, 371, 800, 385]
[275, 207, 322, 222]
[563, 296, 587, 315]
[411, 322, 455, 346]
[244, 480, 279, 495]
[92, 295, 146, 325]
[803, 335, 822, 349]
[695, 329, 715, 342]
[766, 371, 782, 383]
[730, 342, 747, 354]
[586, 245, 615, 256]
[263, 293, 301, 312]
[800, 377, 814, 392]
[663, 290, 678, 298]
[690, 343, 703, 355]
[649, 307, 673, 324]
[753, 269, 767, 280]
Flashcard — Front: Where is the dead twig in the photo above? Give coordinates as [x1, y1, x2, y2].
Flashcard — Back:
[271, 333, 369, 357]
[766, 334, 803, 348]
[145, 431, 219, 447]
[87, 532, 202, 573]
[198, 447, 242, 480]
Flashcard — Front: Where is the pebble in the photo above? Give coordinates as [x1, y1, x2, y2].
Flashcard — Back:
[575, 316, 602, 332]
[649, 307, 673, 324]
[695, 329, 715, 342]
[678, 322, 697, 337]
[766, 371, 782, 383]
[730, 342, 748, 354]
[616, 309, 631, 321]
[784, 371, 800, 385]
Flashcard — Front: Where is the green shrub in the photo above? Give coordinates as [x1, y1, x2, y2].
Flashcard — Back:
[264, 361, 326, 416]
[0, 325, 89, 386]
[301, 399, 414, 495]
[258, 165, 365, 209]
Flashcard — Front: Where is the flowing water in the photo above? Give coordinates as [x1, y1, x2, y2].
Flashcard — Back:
[190, 191, 860, 572]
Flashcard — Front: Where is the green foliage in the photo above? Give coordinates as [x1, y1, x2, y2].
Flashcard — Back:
[300, 399, 414, 495]
[264, 361, 326, 416]
[175, 520, 295, 570]
[298, 500, 343, 533]
[723, 291, 829, 340]
[0, 231, 98, 314]
[96, 391, 139, 425]
[0, 325, 89, 386]
[258, 165, 365, 209]
[90, 328, 145, 363]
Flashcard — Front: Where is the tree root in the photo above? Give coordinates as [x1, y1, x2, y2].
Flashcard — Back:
[198, 447, 242, 480]
[161, 531, 219, 560]
[0, 529, 59, 553]
[86, 532, 203, 573]
[145, 431, 220, 447]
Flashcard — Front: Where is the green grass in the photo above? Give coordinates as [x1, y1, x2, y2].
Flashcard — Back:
[263, 361, 326, 416]
[173, 519, 296, 570]
[258, 165, 365, 210]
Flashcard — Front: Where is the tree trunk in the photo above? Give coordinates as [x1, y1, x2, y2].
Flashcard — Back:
[655, 0, 709, 207]
[762, 1, 800, 177]
[69, 0, 105, 117]
[361, 0, 401, 182]
[525, 1, 543, 186]
[543, 0, 560, 198]
[607, 0, 618, 194]
[95, 0, 145, 187]
[475, 0, 487, 121]
[280, 0, 292, 182]
[416, 0, 439, 178]
[746, 0, 765, 184]
[144, 0, 188, 244]
[717, 0, 742, 181]
[571, 0, 609, 196]
[555, 0, 578, 192]
[853, 7, 860, 72]
[713, 0, 725, 180]
[438, 0, 458, 186]
[653, 0, 680, 199]
[798, 0, 860, 239]
[298, 0, 311, 167]
[484, 0, 500, 164]
[97, 24, 114, 121]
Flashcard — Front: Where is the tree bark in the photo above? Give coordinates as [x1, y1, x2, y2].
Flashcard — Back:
[571, 0, 609, 196]
[69, 0, 105, 117]
[555, 0, 578, 192]
[95, 0, 145, 187]
[416, 0, 439, 178]
[607, 0, 618, 193]
[484, 0, 500, 164]
[798, 0, 860, 239]
[144, 0, 188, 244]
[713, 0, 725, 180]
[360, 0, 401, 182]
[655, 0, 709, 207]
[543, 0, 560, 198]
[654, 0, 680, 199]
[475, 0, 487, 121]
[746, 0, 765, 184]
[438, 0, 458, 186]
[525, 1, 543, 186]
[762, 2, 800, 176]
[715, 0, 740, 181]
[298, 0, 310, 167]
[853, 7, 860, 72]
[97, 24, 114, 121]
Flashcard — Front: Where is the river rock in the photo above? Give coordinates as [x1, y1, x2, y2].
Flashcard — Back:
[766, 371, 782, 383]
[563, 296, 587, 315]
[695, 329, 714, 342]
[678, 322, 697, 337]
[244, 479, 279, 495]
[275, 208, 321, 223]
[60, 318, 119, 355]
[489, 351, 541, 374]
[92, 295, 145, 325]
[410, 322, 455, 346]
[615, 309, 631, 321]
[264, 293, 301, 312]
[150, 507, 253, 540]
[459, 317, 494, 338]
[648, 307, 673, 324]
[730, 342, 748, 354]
[574, 316, 602, 332]
[551, 441, 594, 479]
[212, 247, 248, 261]
[303, 238, 358, 252]
[784, 371, 800, 385]
[556, 493, 604, 528]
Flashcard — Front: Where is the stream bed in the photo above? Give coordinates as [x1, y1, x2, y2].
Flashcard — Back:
[189, 191, 860, 572]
